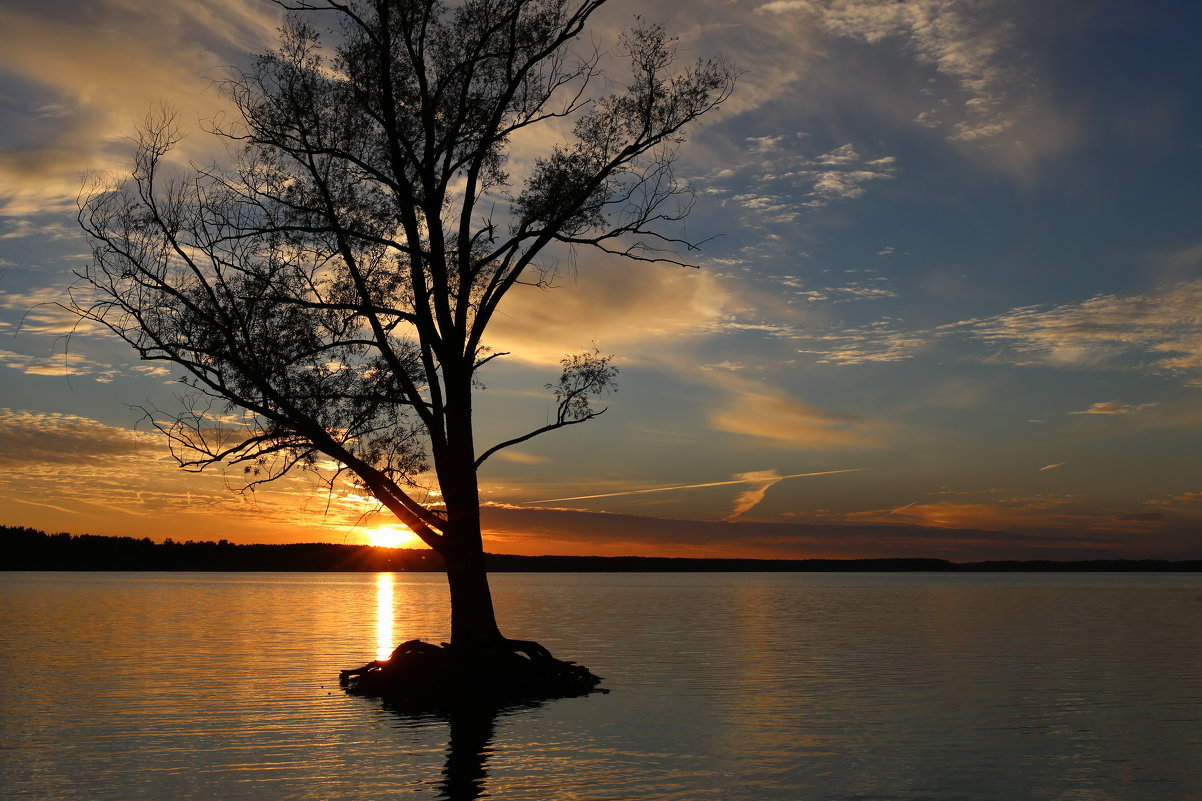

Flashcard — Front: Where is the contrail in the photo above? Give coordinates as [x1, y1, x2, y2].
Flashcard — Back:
[527, 469, 863, 504]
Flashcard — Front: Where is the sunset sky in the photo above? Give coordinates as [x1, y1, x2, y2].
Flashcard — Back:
[3, 0, 1202, 561]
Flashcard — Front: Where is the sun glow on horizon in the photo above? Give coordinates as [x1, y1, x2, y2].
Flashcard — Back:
[366, 524, 420, 549]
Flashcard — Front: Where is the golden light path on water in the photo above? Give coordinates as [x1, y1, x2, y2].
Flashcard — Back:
[376, 573, 394, 661]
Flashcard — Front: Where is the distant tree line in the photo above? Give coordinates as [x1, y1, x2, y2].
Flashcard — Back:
[1, 525, 440, 572]
[3, 525, 1200, 572]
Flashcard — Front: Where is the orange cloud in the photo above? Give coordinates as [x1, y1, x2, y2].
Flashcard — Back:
[838, 494, 1170, 539]
[708, 375, 891, 449]
[1145, 491, 1202, 508]
[1071, 401, 1159, 415]
[477, 505, 1182, 561]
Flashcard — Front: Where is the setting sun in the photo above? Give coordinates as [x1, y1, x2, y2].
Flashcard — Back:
[366, 525, 419, 549]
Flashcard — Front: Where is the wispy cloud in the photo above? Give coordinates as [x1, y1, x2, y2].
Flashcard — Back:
[1039, 463, 1066, 472]
[493, 450, 550, 465]
[840, 494, 1128, 535]
[0, 409, 146, 466]
[749, 0, 1075, 176]
[1145, 491, 1202, 508]
[755, 0, 1026, 140]
[708, 375, 893, 449]
[795, 318, 931, 365]
[0, 284, 109, 337]
[711, 138, 897, 227]
[726, 469, 791, 520]
[1070, 401, 1160, 416]
[950, 279, 1202, 384]
[784, 277, 1202, 379]
[0, 349, 110, 378]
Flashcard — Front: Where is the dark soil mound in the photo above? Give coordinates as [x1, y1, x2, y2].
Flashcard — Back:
[340, 639, 605, 708]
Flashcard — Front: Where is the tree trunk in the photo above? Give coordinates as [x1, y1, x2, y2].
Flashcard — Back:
[433, 367, 506, 650]
[445, 545, 504, 648]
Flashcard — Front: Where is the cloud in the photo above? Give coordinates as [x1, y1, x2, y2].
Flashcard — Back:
[809, 169, 887, 203]
[708, 375, 892, 449]
[0, 218, 76, 241]
[482, 255, 729, 366]
[0, 409, 143, 465]
[1070, 401, 1160, 416]
[1145, 491, 1202, 508]
[725, 470, 790, 520]
[494, 451, 550, 465]
[484, 268, 1202, 383]
[760, 270, 898, 306]
[700, 361, 746, 372]
[708, 139, 897, 228]
[785, 277, 1202, 379]
[754, 0, 1019, 138]
[0, 1, 282, 216]
[951, 279, 1202, 384]
[795, 317, 931, 365]
[1113, 512, 1165, 522]
[0, 284, 102, 336]
[477, 503, 1180, 561]
[0, 349, 110, 378]
[1039, 463, 1065, 472]
[839, 494, 1145, 537]
[751, 0, 1075, 175]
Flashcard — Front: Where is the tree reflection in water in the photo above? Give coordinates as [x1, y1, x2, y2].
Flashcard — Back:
[439, 708, 497, 801]
[381, 700, 543, 801]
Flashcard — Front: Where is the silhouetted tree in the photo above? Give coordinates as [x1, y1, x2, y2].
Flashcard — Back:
[73, 0, 732, 659]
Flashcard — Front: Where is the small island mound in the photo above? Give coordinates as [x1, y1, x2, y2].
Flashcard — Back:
[340, 639, 605, 707]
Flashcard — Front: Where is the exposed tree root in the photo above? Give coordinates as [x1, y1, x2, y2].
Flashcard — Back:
[340, 639, 606, 708]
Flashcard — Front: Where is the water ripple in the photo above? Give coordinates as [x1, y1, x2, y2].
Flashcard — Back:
[2, 571, 1201, 800]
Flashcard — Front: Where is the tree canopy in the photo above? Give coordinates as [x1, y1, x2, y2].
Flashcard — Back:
[73, 0, 733, 648]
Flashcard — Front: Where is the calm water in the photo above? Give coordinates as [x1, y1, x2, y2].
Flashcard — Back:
[1, 572, 1201, 800]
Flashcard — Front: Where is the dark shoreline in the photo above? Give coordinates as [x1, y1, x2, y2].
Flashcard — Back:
[5, 525, 1201, 572]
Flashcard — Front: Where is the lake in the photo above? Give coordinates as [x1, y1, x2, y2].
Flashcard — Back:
[1, 571, 1200, 800]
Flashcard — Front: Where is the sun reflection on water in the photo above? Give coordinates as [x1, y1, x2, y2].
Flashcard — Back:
[376, 573, 395, 661]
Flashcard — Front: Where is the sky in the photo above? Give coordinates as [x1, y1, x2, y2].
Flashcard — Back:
[3, 0, 1202, 561]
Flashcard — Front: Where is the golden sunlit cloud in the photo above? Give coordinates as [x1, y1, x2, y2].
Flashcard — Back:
[955, 279, 1202, 384]
[494, 450, 550, 465]
[724, 469, 813, 521]
[483, 256, 727, 366]
[708, 375, 892, 449]
[0, 2, 282, 216]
